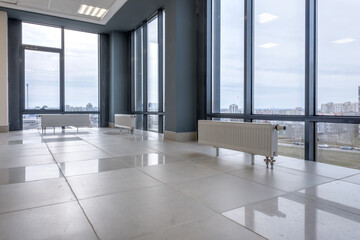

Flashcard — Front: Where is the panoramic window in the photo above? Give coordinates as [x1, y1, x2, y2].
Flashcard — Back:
[132, 12, 165, 133]
[134, 27, 144, 112]
[65, 29, 99, 112]
[24, 50, 60, 110]
[21, 22, 99, 129]
[147, 17, 159, 112]
[212, 0, 244, 113]
[317, 0, 360, 116]
[253, 0, 305, 115]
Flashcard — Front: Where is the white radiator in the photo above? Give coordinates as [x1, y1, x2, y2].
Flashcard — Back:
[41, 114, 90, 133]
[198, 120, 285, 168]
[115, 114, 136, 134]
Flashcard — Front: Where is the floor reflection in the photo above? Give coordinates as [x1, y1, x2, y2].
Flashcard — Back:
[223, 194, 360, 240]
[0, 164, 62, 185]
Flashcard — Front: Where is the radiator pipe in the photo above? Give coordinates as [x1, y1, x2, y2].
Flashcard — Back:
[274, 125, 286, 131]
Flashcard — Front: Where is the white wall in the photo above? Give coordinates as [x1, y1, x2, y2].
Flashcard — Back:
[0, 11, 8, 132]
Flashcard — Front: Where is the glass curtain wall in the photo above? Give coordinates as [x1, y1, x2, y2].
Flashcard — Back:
[209, 0, 360, 169]
[132, 11, 165, 133]
[21, 22, 100, 129]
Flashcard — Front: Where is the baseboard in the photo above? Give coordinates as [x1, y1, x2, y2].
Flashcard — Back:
[0, 125, 9, 132]
[108, 122, 115, 128]
[164, 131, 197, 142]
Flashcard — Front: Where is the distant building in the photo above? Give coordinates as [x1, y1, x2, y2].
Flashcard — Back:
[320, 101, 358, 115]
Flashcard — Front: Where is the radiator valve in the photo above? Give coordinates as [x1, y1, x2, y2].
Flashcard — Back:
[274, 125, 286, 131]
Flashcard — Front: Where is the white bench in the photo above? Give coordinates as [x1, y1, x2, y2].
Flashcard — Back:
[115, 114, 136, 134]
[41, 114, 90, 133]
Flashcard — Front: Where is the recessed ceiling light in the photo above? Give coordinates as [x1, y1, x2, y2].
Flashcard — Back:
[332, 38, 356, 44]
[78, 4, 108, 19]
[259, 43, 279, 48]
[257, 13, 279, 24]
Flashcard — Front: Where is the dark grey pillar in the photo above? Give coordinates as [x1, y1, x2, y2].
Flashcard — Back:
[99, 33, 110, 128]
[164, 0, 197, 141]
[8, 19, 22, 131]
[109, 31, 131, 125]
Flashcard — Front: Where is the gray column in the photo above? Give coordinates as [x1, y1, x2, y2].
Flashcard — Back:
[164, 0, 197, 141]
[109, 31, 131, 126]
[0, 11, 8, 132]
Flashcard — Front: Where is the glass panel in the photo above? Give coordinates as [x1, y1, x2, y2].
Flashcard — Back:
[147, 115, 159, 132]
[254, 120, 305, 159]
[89, 114, 99, 127]
[65, 30, 99, 112]
[317, 123, 360, 169]
[25, 50, 60, 110]
[22, 114, 41, 130]
[253, 0, 305, 115]
[134, 28, 144, 112]
[135, 114, 144, 130]
[22, 23, 61, 48]
[212, 0, 244, 113]
[147, 17, 159, 112]
[317, 0, 360, 116]
[212, 118, 244, 122]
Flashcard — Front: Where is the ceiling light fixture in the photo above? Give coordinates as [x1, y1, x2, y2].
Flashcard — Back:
[257, 13, 279, 24]
[332, 38, 356, 44]
[259, 43, 279, 48]
[78, 4, 108, 19]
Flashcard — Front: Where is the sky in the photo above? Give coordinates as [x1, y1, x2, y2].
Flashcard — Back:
[217, 0, 360, 110]
[23, 23, 98, 109]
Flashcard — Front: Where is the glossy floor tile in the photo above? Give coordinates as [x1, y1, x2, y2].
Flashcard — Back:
[296, 180, 360, 215]
[80, 185, 214, 240]
[172, 173, 284, 212]
[0, 154, 55, 169]
[135, 215, 266, 240]
[223, 194, 360, 240]
[342, 173, 360, 185]
[139, 161, 222, 184]
[0, 163, 62, 185]
[0, 201, 98, 240]
[278, 160, 360, 179]
[58, 157, 133, 177]
[0, 178, 75, 213]
[53, 150, 112, 163]
[68, 168, 162, 199]
[232, 166, 333, 192]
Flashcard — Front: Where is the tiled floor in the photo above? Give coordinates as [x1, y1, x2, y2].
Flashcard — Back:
[0, 128, 359, 240]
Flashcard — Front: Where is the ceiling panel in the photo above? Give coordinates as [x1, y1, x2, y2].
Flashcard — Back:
[83, 0, 116, 9]
[0, 0, 128, 25]
[17, 0, 49, 10]
[49, 0, 82, 15]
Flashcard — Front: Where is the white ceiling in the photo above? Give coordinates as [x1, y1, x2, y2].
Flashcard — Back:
[0, 0, 128, 25]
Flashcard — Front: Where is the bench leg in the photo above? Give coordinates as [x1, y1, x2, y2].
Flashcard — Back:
[251, 154, 255, 165]
[216, 147, 219, 157]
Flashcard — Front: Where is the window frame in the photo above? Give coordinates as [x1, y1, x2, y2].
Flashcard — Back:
[207, 0, 360, 162]
[131, 10, 165, 133]
[20, 22, 100, 118]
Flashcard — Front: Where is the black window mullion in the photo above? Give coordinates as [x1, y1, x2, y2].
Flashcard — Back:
[206, 0, 213, 117]
[244, 0, 253, 122]
[212, 0, 221, 113]
[60, 27, 65, 113]
[158, 11, 164, 133]
[143, 23, 148, 131]
[305, 0, 317, 161]
[131, 31, 135, 113]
